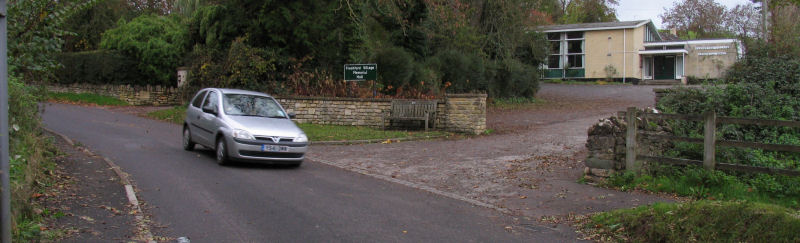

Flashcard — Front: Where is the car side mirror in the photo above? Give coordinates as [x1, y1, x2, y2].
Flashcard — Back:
[288, 112, 296, 119]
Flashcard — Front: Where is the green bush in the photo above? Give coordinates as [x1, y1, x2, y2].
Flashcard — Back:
[488, 59, 539, 98]
[372, 46, 415, 93]
[100, 14, 189, 86]
[429, 50, 487, 93]
[8, 76, 55, 241]
[650, 43, 800, 207]
[587, 200, 800, 242]
[55, 50, 147, 85]
[187, 38, 282, 94]
[725, 42, 800, 94]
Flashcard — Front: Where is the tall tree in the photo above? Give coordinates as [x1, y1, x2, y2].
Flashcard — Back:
[559, 0, 618, 24]
[660, 0, 729, 39]
[724, 3, 762, 39]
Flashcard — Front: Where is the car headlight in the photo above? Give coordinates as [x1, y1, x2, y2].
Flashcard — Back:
[293, 133, 308, 143]
[232, 129, 255, 140]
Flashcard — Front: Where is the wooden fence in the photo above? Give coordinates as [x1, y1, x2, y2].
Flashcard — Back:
[622, 107, 800, 176]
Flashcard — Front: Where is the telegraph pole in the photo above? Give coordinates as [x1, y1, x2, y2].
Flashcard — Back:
[0, 0, 10, 241]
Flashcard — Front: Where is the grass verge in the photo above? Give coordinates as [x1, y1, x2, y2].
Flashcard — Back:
[298, 123, 450, 142]
[603, 165, 800, 209]
[581, 200, 800, 242]
[147, 105, 187, 124]
[488, 97, 541, 110]
[48, 92, 129, 106]
[146, 106, 451, 142]
[542, 79, 632, 85]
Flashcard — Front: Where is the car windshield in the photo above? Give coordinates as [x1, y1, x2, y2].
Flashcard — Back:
[222, 94, 286, 118]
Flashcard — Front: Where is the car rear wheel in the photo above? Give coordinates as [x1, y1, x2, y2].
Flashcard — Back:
[183, 126, 195, 151]
[216, 138, 229, 165]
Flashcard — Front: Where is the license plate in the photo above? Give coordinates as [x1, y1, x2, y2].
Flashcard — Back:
[261, 145, 289, 152]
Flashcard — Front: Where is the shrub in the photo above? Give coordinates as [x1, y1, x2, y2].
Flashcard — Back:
[725, 43, 800, 94]
[488, 59, 539, 98]
[652, 44, 800, 207]
[429, 50, 487, 93]
[187, 38, 281, 94]
[55, 50, 148, 85]
[372, 46, 415, 94]
[100, 14, 189, 86]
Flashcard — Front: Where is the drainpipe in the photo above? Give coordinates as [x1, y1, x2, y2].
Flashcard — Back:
[623, 29, 627, 84]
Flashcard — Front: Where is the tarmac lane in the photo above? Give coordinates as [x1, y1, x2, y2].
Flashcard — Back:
[41, 102, 578, 242]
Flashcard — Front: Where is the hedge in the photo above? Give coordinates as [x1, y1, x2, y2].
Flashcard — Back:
[55, 50, 149, 85]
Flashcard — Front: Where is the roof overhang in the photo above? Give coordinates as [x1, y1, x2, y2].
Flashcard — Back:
[639, 49, 689, 55]
[645, 39, 739, 46]
[538, 20, 662, 41]
[539, 20, 651, 33]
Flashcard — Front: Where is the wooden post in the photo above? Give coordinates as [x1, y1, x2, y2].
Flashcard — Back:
[626, 107, 639, 172]
[703, 110, 717, 170]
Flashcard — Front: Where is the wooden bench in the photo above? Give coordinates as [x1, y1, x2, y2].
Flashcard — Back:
[382, 100, 437, 131]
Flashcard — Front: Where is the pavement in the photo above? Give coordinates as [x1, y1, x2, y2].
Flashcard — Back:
[39, 130, 140, 242]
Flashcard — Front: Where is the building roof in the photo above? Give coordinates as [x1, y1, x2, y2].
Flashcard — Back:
[537, 20, 652, 32]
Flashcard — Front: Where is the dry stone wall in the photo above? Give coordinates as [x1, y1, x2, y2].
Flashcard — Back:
[585, 112, 673, 171]
[47, 84, 181, 106]
[47, 83, 487, 134]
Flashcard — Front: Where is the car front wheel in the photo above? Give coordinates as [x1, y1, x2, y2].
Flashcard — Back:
[183, 126, 195, 151]
[216, 138, 229, 165]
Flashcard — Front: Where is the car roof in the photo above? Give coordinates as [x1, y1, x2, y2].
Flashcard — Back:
[208, 88, 273, 97]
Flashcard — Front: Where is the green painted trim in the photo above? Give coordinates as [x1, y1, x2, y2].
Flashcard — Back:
[545, 69, 563, 78]
[565, 69, 585, 78]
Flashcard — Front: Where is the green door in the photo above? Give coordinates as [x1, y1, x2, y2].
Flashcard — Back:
[654, 56, 676, 80]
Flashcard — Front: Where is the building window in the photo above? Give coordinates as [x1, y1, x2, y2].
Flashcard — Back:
[548, 55, 561, 68]
[545, 32, 585, 69]
[567, 55, 583, 68]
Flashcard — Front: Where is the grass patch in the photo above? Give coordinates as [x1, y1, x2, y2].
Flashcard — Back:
[298, 123, 450, 142]
[603, 166, 800, 209]
[542, 79, 632, 85]
[147, 106, 451, 141]
[489, 97, 541, 109]
[147, 105, 187, 124]
[48, 92, 128, 106]
[583, 200, 800, 242]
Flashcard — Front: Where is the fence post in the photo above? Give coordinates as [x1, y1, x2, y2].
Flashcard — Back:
[703, 110, 717, 170]
[626, 107, 639, 172]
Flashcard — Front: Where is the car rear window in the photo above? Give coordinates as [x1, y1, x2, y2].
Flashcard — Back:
[191, 90, 208, 108]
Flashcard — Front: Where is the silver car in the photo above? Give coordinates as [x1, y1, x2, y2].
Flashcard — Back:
[182, 88, 308, 166]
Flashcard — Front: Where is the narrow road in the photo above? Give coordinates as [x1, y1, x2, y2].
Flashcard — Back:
[41, 103, 575, 242]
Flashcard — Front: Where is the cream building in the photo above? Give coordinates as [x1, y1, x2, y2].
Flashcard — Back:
[538, 20, 741, 83]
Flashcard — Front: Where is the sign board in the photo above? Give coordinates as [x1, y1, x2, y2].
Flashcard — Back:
[344, 64, 377, 81]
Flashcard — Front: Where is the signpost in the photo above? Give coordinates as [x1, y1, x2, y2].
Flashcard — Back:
[344, 64, 377, 97]
[1, 1, 9, 241]
[344, 64, 377, 81]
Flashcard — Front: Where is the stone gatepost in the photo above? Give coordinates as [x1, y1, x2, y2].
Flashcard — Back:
[443, 94, 487, 134]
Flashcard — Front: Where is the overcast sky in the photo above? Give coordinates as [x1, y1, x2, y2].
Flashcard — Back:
[615, 0, 755, 29]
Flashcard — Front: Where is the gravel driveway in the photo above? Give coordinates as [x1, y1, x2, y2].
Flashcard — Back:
[308, 83, 673, 222]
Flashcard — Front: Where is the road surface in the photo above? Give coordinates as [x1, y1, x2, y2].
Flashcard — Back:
[42, 103, 576, 242]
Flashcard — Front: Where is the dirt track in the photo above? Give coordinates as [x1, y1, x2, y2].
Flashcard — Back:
[308, 83, 673, 221]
